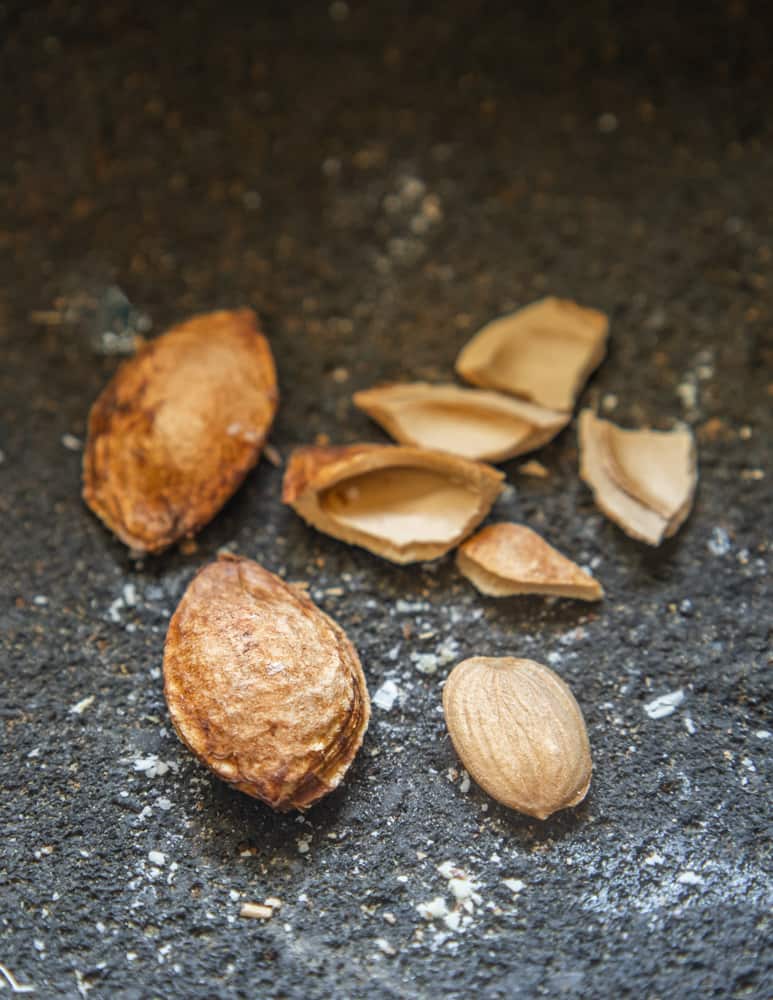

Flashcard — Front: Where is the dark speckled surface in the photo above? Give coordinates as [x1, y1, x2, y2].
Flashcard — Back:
[1, 2, 771, 997]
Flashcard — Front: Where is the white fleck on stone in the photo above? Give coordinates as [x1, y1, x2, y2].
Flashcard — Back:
[459, 771, 471, 795]
[503, 878, 525, 894]
[683, 716, 697, 735]
[107, 597, 124, 622]
[676, 870, 704, 886]
[240, 902, 273, 920]
[148, 851, 166, 866]
[61, 433, 83, 451]
[413, 652, 438, 675]
[155, 797, 173, 811]
[69, 695, 95, 716]
[373, 679, 400, 711]
[27, 747, 41, 758]
[417, 896, 448, 920]
[297, 835, 311, 855]
[443, 910, 461, 931]
[375, 937, 396, 957]
[643, 850, 664, 866]
[676, 381, 697, 410]
[395, 599, 429, 613]
[133, 756, 176, 778]
[601, 393, 618, 412]
[755, 730, 772, 740]
[122, 583, 137, 607]
[644, 689, 685, 719]
[708, 527, 732, 557]
[33, 595, 49, 606]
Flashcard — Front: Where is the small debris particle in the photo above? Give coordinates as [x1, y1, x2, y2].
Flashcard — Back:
[122, 583, 137, 607]
[0, 963, 36, 994]
[413, 653, 438, 675]
[684, 716, 697, 735]
[373, 679, 400, 711]
[597, 112, 618, 133]
[148, 851, 166, 866]
[601, 393, 618, 412]
[264, 897, 282, 910]
[708, 527, 732, 556]
[740, 468, 765, 481]
[240, 903, 273, 920]
[755, 730, 772, 740]
[643, 850, 664, 866]
[519, 460, 549, 478]
[61, 433, 83, 451]
[383, 912, 396, 925]
[69, 695, 95, 716]
[375, 938, 396, 957]
[133, 756, 176, 778]
[263, 443, 281, 467]
[739, 425, 752, 440]
[503, 878, 525, 894]
[155, 797, 173, 811]
[417, 897, 448, 921]
[331, 367, 350, 384]
[644, 689, 685, 719]
[32, 595, 49, 606]
[459, 771, 471, 795]
[676, 871, 704, 886]
[297, 835, 311, 855]
[676, 381, 697, 410]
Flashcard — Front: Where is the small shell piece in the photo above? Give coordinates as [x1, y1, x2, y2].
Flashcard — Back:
[457, 523, 603, 601]
[353, 382, 569, 462]
[456, 297, 609, 412]
[442, 657, 592, 820]
[282, 443, 504, 564]
[163, 555, 370, 812]
[578, 410, 697, 545]
[83, 309, 278, 553]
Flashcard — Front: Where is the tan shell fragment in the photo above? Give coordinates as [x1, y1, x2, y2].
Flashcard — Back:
[457, 523, 603, 601]
[353, 383, 569, 462]
[443, 657, 592, 820]
[578, 410, 697, 546]
[455, 297, 609, 411]
[163, 555, 370, 812]
[282, 444, 504, 564]
[83, 309, 278, 553]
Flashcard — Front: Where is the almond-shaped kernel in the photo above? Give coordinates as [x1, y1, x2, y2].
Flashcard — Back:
[578, 410, 697, 545]
[443, 657, 591, 819]
[456, 297, 609, 412]
[83, 309, 278, 553]
[163, 555, 369, 811]
[457, 523, 603, 601]
[353, 383, 569, 462]
[282, 443, 504, 564]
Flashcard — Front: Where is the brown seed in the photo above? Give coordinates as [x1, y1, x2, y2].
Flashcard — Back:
[282, 443, 504, 564]
[578, 410, 697, 545]
[353, 382, 569, 462]
[455, 297, 609, 412]
[456, 523, 603, 601]
[163, 554, 370, 811]
[442, 657, 592, 820]
[83, 309, 278, 553]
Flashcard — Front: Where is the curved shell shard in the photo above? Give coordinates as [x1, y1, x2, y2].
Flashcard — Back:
[353, 382, 569, 462]
[578, 410, 697, 545]
[283, 443, 504, 564]
[456, 297, 609, 412]
[457, 523, 603, 601]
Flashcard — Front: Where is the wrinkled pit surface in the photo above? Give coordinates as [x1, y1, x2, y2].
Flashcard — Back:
[320, 466, 481, 546]
[400, 402, 531, 458]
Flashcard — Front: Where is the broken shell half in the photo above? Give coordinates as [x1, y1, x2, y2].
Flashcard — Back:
[83, 308, 278, 553]
[455, 297, 609, 412]
[457, 523, 603, 601]
[353, 382, 569, 462]
[163, 555, 370, 812]
[578, 410, 697, 546]
[282, 444, 504, 564]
